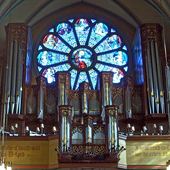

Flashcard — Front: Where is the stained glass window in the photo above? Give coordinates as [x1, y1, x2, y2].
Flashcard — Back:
[36, 18, 129, 90]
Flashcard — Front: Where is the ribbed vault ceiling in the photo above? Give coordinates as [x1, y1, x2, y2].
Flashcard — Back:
[0, 0, 170, 53]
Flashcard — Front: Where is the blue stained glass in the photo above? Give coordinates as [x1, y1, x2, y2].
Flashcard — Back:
[42, 64, 71, 83]
[91, 19, 96, 23]
[95, 63, 124, 83]
[38, 66, 42, 72]
[123, 45, 127, 50]
[88, 23, 108, 47]
[68, 19, 74, 23]
[111, 28, 116, 32]
[36, 18, 129, 87]
[42, 68, 56, 83]
[56, 23, 77, 47]
[37, 51, 68, 66]
[75, 18, 90, 45]
[70, 69, 77, 90]
[124, 66, 128, 72]
[43, 34, 70, 53]
[38, 45, 43, 50]
[97, 51, 128, 66]
[95, 35, 121, 53]
[95, 34, 122, 53]
[75, 72, 89, 90]
[89, 69, 98, 89]
[49, 28, 54, 32]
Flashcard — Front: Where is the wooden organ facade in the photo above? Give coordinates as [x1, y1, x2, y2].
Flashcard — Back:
[0, 22, 169, 167]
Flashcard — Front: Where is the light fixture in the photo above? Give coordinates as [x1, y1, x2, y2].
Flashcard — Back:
[52, 126, 57, 134]
[0, 159, 12, 170]
[167, 160, 170, 170]
[153, 124, 157, 135]
[143, 126, 147, 135]
[127, 124, 131, 135]
[131, 126, 135, 135]
[159, 125, 163, 135]
[40, 123, 44, 134]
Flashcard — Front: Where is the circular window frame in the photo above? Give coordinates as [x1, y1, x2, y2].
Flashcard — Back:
[33, 13, 132, 90]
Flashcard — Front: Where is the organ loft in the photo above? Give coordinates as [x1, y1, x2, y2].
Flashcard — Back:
[0, 19, 169, 168]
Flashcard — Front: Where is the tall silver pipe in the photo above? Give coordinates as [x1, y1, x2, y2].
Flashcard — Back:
[65, 87, 68, 105]
[38, 86, 44, 119]
[61, 116, 64, 152]
[64, 116, 67, 151]
[150, 41, 159, 113]
[155, 41, 165, 113]
[18, 48, 23, 115]
[125, 86, 132, 118]
[15, 46, 22, 114]
[82, 92, 88, 114]
[6, 41, 14, 114]
[103, 84, 106, 106]
[147, 42, 155, 113]
[105, 83, 109, 105]
[109, 85, 112, 105]
[11, 41, 18, 114]
[145, 62, 152, 114]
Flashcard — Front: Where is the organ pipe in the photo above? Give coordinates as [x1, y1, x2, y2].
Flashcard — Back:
[147, 42, 155, 113]
[11, 41, 19, 114]
[150, 41, 159, 113]
[155, 41, 165, 113]
[82, 92, 88, 114]
[15, 47, 22, 114]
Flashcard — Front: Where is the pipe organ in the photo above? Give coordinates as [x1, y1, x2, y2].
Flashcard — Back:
[140, 24, 166, 114]
[123, 77, 132, 119]
[0, 23, 169, 164]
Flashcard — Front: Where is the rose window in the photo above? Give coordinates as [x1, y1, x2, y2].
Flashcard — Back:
[36, 18, 129, 90]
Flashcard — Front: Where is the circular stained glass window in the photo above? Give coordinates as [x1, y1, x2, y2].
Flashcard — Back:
[36, 18, 129, 90]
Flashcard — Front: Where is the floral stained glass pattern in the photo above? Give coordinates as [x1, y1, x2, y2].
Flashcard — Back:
[36, 18, 129, 90]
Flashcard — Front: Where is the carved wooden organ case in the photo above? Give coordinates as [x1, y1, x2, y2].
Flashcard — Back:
[1, 23, 169, 164]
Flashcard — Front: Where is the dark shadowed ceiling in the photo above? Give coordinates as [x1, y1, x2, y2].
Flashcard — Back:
[0, 0, 170, 54]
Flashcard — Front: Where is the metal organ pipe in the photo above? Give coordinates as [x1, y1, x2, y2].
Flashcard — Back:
[105, 83, 109, 105]
[150, 41, 159, 113]
[109, 85, 112, 105]
[11, 41, 19, 114]
[61, 115, 64, 152]
[147, 42, 155, 113]
[39, 86, 44, 119]
[125, 86, 132, 118]
[145, 61, 152, 114]
[6, 41, 14, 114]
[82, 92, 88, 114]
[15, 47, 22, 114]
[155, 41, 165, 113]
[64, 116, 67, 151]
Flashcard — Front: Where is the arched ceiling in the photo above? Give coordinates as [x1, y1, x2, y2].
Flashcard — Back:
[0, 0, 170, 54]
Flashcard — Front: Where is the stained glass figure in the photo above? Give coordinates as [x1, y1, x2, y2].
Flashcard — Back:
[36, 18, 129, 89]
[97, 51, 128, 66]
[88, 23, 108, 47]
[56, 23, 77, 47]
[43, 34, 71, 53]
[75, 18, 90, 45]
[72, 48, 93, 68]
[95, 34, 122, 53]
